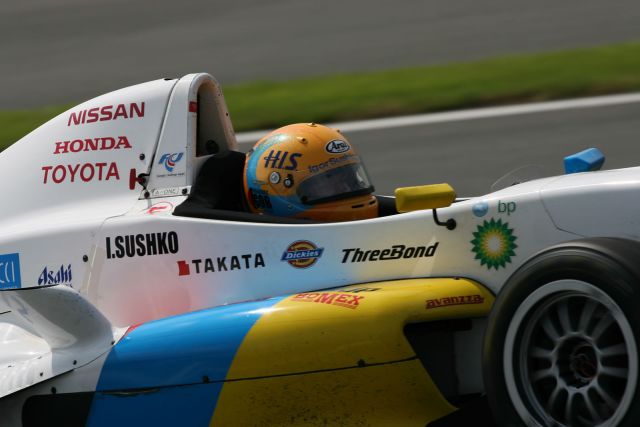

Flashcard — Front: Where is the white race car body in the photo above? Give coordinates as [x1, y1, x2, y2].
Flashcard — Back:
[1, 73, 639, 427]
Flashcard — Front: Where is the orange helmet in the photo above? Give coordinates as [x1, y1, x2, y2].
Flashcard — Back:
[243, 123, 377, 221]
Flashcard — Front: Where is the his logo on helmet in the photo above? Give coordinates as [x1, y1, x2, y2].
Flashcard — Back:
[325, 140, 351, 154]
[262, 150, 302, 170]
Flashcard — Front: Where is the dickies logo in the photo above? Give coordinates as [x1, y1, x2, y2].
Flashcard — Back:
[281, 240, 323, 268]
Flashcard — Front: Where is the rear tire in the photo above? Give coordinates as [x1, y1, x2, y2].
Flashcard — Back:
[483, 238, 640, 427]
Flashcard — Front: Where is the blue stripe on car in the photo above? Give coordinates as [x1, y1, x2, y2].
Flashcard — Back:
[86, 296, 284, 425]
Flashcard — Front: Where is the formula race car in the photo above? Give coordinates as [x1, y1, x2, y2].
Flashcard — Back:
[0, 73, 638, 427]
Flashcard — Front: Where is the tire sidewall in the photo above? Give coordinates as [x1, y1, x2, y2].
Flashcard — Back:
[484, 238, 640, 427]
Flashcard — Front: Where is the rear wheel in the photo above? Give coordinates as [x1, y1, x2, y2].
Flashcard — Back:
[484, 238, 640, 427]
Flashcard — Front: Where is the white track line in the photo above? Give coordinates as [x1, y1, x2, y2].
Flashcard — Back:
[236, 92, 640, 144]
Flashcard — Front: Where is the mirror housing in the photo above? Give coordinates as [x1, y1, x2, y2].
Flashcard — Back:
[395, 183, 456, 213]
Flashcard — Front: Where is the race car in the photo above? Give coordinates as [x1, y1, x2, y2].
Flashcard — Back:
[0, 73, 638, 427]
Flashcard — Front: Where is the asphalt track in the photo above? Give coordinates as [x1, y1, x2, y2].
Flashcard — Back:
[238, 96, 640, 197]
[2, 0, 640, 108]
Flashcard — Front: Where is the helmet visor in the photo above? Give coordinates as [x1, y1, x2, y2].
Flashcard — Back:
[297, 162, 374, 205]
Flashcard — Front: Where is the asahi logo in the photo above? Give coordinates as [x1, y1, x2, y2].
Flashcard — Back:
[177, 253, 265, 276]
[38, 265, 72, 286]
[341, 242, 439, 263]
[106, 232, 179, 259]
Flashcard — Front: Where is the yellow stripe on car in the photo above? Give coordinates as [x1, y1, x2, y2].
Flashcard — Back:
[211, 278, 493, 426]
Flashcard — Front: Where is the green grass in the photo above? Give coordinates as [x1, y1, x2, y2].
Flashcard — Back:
[3, 41, 640, 150]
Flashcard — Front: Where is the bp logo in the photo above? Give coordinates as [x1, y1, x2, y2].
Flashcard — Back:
[281, 240, 324, 268]
[470, 218, 517, 270]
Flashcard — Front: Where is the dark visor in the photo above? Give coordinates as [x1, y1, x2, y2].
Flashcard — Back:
[297, 163, 374, 205]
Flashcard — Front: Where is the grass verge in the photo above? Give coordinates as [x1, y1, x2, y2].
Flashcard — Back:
[3, 41, 640, 150]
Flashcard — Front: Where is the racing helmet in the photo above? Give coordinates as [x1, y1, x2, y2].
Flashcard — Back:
[243, 123, 378, 221]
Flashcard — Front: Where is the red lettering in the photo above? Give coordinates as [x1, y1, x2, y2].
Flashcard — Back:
[53, 141, 69, 154]
[100, 105, 113, 121]
[113, 104, 127, 120]
[68, 164, 80, 182]
[115, 136, 131, 149]
[70, 139, 83, 153]
[52, 165, 66, 183]
[425, 294, 485, 310]
[304, 293, 319, 301]
[349, 295, 363, 306]
[87, 107, 99, 123]
[51, 136, 131, 155]
[106, 162, 119, 180]
[130, 102, 145, 118]
[42, 166, 52, 183]
[67, 112, 82, 127]
[317, 293, 337, 304]
[101, 137, 116, 150]
[291, 292, 364, 309]
[67, 103, 144, 127]
[95, 162, 107, 180]
[335, 294, 349, 304]
[80, 164, 94, 182]
[85, 138, 98, 152]
[41, 163, 122, 184]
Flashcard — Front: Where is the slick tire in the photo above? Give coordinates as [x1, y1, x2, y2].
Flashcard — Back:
[483, 238, 640, 427]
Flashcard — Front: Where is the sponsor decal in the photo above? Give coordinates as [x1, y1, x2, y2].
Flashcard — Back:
[339, 287, 381, 293]
[262, 150, 302, 170]
[149, 187, 186, 197]
[53, 136, 132, 155]
[67, 102, 145, 127]
[158, 153, 184, 173]
[341, 242, 439, 263]
[106, 232, 179, 259]
[471, 218, 517, 270]
[325, 139, 351, 154]
[282, 240, 324, 268]
[498, 200, 517, 216]
[269, 171, 281, 184]
[425, 294, 485, 309]
[41, 162, 120, 184]
[248, 188, 272, 210]
[177, 253, 265, 276]
[0, 253, 21, 289]
[291, 292, 364, 309]
[472, 201, 489, 218]
[143, 201, 174, 214]
[38, 264, 72, 287]
[308, 153, 355, 174]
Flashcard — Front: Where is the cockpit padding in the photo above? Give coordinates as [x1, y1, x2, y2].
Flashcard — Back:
[173, 150, 396, 223]
[173, 151, 316, 224]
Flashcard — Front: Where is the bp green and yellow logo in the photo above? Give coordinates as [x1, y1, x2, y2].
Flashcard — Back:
[471, 218, 517, 269]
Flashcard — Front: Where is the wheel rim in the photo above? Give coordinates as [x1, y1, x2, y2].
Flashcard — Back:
[503, 280, 638, 427]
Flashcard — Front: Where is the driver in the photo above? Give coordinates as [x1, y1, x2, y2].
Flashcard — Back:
[243, 123, 378, 221]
